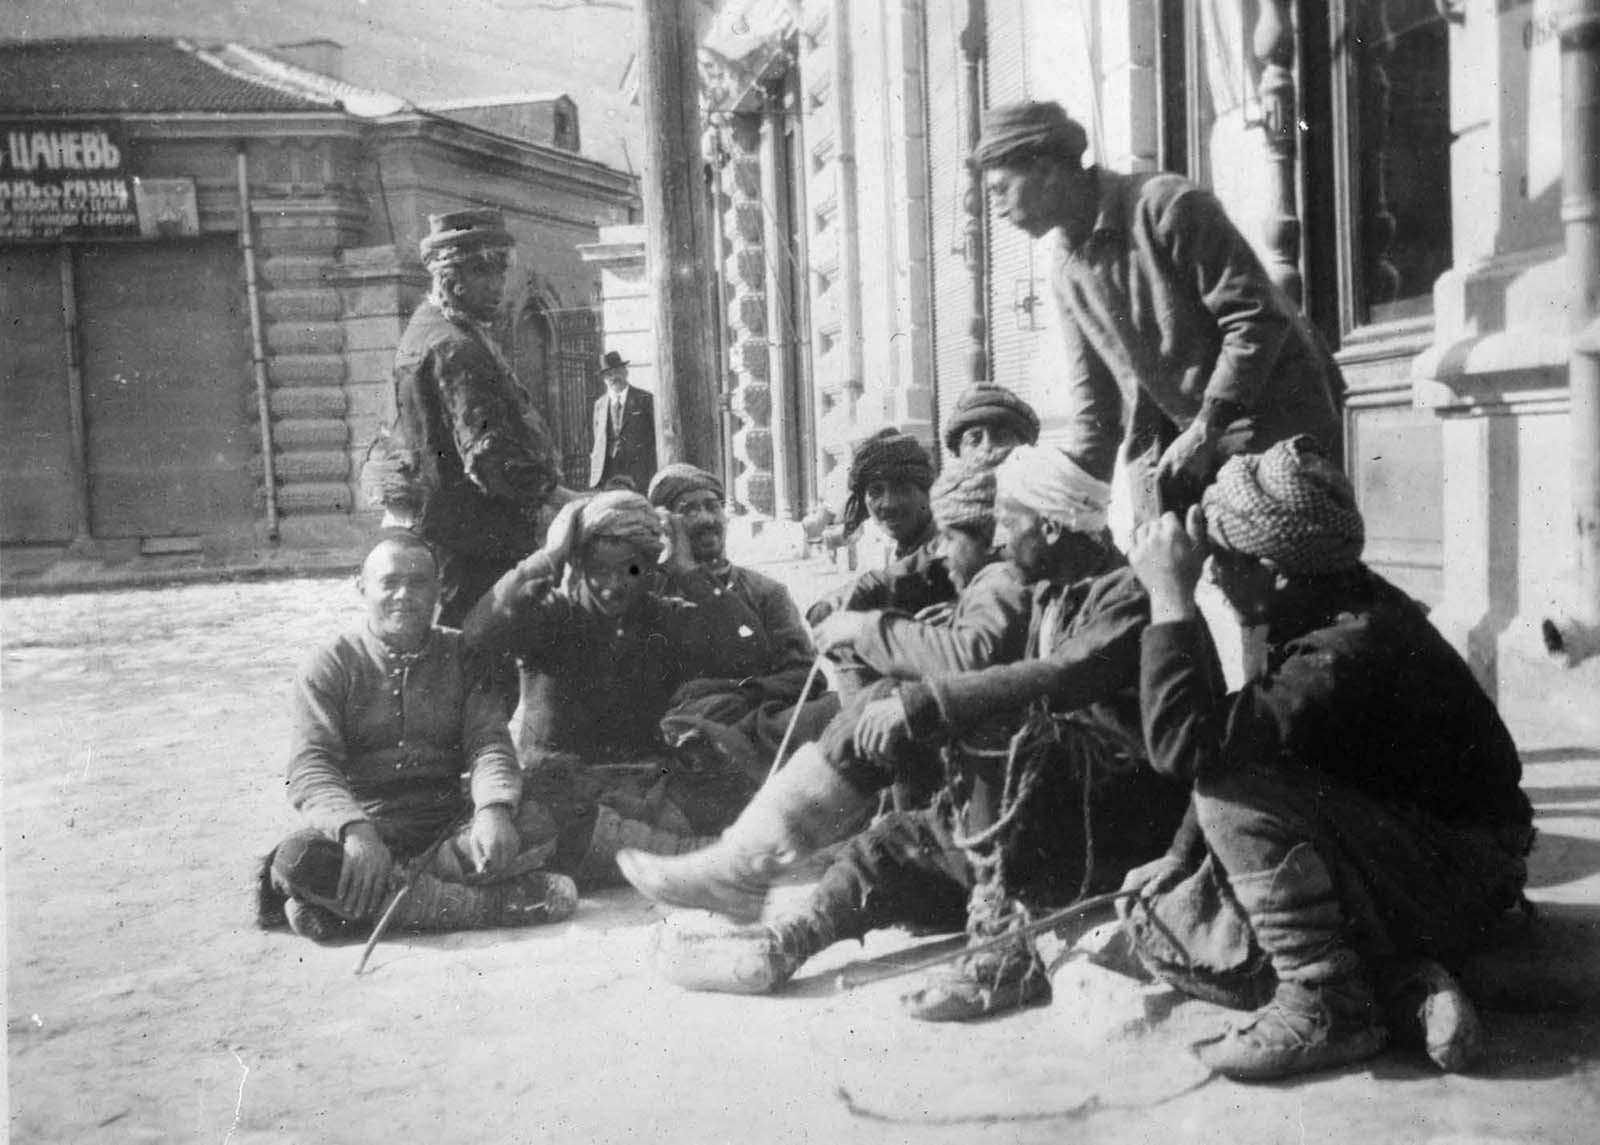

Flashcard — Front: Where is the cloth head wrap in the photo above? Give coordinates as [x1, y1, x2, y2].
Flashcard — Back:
[647, 463, 725, 511]
[843, 428, 935, 536]
[931, 447, 1012, 534]
[994, 445, 1110, 534]
[943, 384, 1041, 454]
[419, 207, 516, 271]
[972, 101, 1089, 170]
[1202, 436, 1364, 576]
[574, 490, 664, 564]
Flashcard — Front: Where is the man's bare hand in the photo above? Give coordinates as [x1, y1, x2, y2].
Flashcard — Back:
[1128, 506, 1209, 622]
[854, 692, 910, 763]
[813, 609, 875, 656]
[1114, 854, 1188, 921]
[537, 499, 585, 573]
[469, 805, 519, 877]
[657, 508, 697, 575]
[338, 822, 393, 920]
[1156, 418, 1220, 490]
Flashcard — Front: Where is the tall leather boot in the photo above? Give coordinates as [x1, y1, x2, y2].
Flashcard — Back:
[1198, 843, 1388, 1080]
[573, 805, 720, 888]
[616, 741, 878, 922]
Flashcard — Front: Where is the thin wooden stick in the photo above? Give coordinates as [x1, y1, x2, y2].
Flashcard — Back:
[353, 813, 470, 976]
[766, 655, 826, 784]
[832, 887, 1136, 992]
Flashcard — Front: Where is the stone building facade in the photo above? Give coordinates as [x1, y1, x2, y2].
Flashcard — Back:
[679, 0, 1600, 702]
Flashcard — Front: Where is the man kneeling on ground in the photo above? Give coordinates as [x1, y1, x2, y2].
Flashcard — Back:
[256, 530, 577, 944]
[1121, 436, 1535, 1080]
[622, 446, 1189, 1021]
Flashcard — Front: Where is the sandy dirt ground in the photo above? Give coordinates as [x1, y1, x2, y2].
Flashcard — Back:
[5, 572, 1600, 1145]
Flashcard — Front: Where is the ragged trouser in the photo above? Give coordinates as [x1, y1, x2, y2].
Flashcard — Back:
[520, 747, 760, 882]
[267, 792, 559, 918]
[1124, 763, 1533, 1009]
[794, 716, 1189, 944]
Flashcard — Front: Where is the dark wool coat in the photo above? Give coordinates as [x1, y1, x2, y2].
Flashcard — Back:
[1050, 168, 1345, 483]
[391, 300, 562, 561]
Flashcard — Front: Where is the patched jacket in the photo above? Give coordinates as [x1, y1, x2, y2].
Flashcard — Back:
[899, 561, 1149, 758]
[392, 300, 561, 559]
[1050, 168, 1345, 481]
[1140, 570, 1533, 835]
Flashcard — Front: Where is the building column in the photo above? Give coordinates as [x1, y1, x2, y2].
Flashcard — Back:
[720, 114, 776, 516]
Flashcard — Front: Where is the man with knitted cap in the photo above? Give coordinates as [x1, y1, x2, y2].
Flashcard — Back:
[1121, 436, 1534, 1080]
[973, 101, 1344, 522]
[622, 444, 1187, 1023]
[366, 207, 571, 626]
[943, 382, 1041, 458]
[462, 491, 758, 886]
[646, 463, 836, 781]
[806, 427, 952, 627]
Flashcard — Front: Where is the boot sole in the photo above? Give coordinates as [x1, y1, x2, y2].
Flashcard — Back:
[1198, 1024, 1389, 1081]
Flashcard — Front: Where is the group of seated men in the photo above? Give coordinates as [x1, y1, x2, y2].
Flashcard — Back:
[256, 380, 1535, 1084]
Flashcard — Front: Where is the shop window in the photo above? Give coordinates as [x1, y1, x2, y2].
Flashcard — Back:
[1160, 0, 1455, 339]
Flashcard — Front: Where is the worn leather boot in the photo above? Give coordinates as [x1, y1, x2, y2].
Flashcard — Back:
[652, 910, 838, 994]
[900, 932, 1051, 1022]
[617, 741, 878, 922]
[378, 869, 579, 932]
[1198, 844, 1387, 1080]
[1377, 957, 1483, 1072]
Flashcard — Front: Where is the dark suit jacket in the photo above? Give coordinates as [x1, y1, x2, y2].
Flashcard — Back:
[589, 384, 658, 492]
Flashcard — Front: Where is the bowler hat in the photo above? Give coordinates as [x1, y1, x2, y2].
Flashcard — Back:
[599, 350, 629, 374]
[418, 207, 515, 263]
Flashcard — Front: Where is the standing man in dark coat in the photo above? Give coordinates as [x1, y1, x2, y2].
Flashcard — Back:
[376, 207, 568, 626]
[973, 101, 1345, 520]
[588, 351, 658, 493]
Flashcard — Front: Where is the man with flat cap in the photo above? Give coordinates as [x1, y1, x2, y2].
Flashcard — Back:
[589, 350, 658, 493]
[368, 207, 570, 626]
[972, 100, 1344, 521]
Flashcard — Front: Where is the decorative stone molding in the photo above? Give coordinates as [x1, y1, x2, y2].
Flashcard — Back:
[719, 112, 775, 514]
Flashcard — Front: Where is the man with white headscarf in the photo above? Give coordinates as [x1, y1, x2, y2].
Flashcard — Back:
[462, 491, 757, 886]
[621, 445, 1189, 1023]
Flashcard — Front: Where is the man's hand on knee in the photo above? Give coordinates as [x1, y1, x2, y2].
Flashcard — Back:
[470, 804, 519, 876]
[338, 822, 393, 918]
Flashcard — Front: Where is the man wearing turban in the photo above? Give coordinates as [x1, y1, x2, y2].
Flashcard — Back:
[366, 207, 572, 626]
[645, 464, 837, 780]
[942, 382, 1041, 458]
[1121, 436, 1533, 1080]
[622, 445, 1188, 1024]
[462, 491, 758, 885]
[973, 101, 1344, 523]
[805, 427, 953, 628]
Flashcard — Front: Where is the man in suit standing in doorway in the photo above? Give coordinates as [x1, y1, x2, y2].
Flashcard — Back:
[589, 351, 658, 492]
